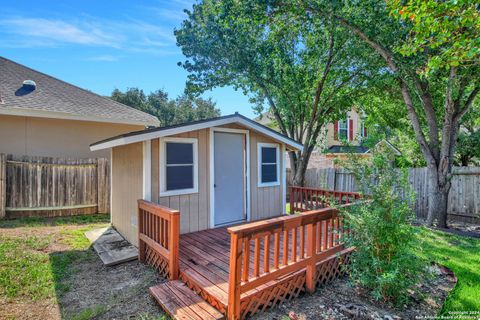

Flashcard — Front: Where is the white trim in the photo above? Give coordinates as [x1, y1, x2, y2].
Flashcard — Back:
[367, 140, 402, 156]
[209, 127, 250, 228]
[338, 118, 349, 141]
[142, 140, 152, 201]
[90, 115, 303, 152]
[159, 137, 199, 197]
[257, 142, 281, 187]
[0, 108, 159, 127]
[281, 144, 287, 214]
[109, 148, 113, 224]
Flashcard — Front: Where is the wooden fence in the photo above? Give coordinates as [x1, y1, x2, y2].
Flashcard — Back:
[0, 154, 110, 219]
[287, 166, 480, 223]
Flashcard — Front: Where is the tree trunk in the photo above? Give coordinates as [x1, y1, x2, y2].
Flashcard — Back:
[426, 165, 450, 228]
[290, 147, 314, 187]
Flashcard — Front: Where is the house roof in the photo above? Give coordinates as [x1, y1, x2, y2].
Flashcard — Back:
[0, 57, 159, 127]
[326, 145, 370, 154]
[90, 113, 304, 151]
[368, 140, 402, 156]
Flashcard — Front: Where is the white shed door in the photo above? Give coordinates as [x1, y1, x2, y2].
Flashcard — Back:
[214, 132, 246, 226]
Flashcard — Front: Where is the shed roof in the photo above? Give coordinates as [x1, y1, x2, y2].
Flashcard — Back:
[90, 113, 303, 151]
[0, 56, 159, 127]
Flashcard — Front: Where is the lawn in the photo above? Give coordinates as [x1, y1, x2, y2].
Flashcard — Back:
[415, 227, 480, 314]
[0, 214, 166, 320]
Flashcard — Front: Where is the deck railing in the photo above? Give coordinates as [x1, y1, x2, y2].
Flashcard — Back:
[138, 199, 180, 280]
[289, 186, 361, 213]
[227, 203, 356, 319]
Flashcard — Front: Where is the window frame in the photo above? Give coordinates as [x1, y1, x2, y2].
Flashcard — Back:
[160, 137, 199, 197]
[257, 142, 280, 187]
[360, 121, 367, 139]
[338, 119, 349, 141]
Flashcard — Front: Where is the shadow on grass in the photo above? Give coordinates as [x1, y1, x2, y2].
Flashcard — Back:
[0, 214, 110, 229]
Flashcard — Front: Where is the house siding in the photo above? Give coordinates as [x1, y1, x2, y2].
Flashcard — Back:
[0, 115, 144, 159]
[111, 142, 143, 246]
[325, 109, 362, 147]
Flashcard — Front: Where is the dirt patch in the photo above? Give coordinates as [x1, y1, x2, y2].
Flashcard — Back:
[0, 298, 61, 320]
[59, 253, 165, 319]
[254, 264, 456, 320]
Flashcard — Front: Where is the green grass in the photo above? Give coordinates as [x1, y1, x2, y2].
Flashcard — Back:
[415, 227, 480, 314]
[0, 215, 109, 302]
[0, 213, 109, 229]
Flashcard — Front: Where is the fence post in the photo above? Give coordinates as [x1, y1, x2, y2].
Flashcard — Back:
[168, 212, 180, 280]
[305, 222, 317, 293]
[97, 158, 110, 213]
[228, 232, 242, 320]
[0, 154, 6, 219]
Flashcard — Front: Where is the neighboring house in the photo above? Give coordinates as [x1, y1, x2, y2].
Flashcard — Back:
[257, 108, 399, 168]
[90, 113, 303, 245]
[0, 57, 159, 159]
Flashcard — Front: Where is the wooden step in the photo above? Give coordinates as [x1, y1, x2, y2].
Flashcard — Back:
[150, 280, 225, 320]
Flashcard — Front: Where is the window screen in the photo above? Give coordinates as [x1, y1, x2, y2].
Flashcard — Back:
[261, 146, 278, 183]
[166, 142, 194, 190]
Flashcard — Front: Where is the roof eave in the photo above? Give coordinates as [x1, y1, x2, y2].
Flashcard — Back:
[90, 114, 303, 152]
[0, 108, 159, 127]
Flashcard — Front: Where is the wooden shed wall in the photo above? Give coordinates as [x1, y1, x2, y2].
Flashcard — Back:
[111, 142, 143, 246]
[151, 129, 210, 234]
[110, 124, 287, 246]
[249, 130, 284, 220]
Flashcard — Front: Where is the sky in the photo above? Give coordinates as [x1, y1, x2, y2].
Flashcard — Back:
[0, 0, 256, 118]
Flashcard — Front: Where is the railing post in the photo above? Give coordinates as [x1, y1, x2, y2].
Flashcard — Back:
[228, 232, 242, 320]
[289, 187, 294, 214]
[305, 222, 317, 293]
[138, 205, 145, 262]
[169, 212, 180, 280]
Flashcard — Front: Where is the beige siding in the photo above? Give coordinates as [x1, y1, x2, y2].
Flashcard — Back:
[249, 130, 284, 220]
[111, 142, 143, 245]
[0, 115, 144, 158]
[325, 109, 362, 147]
[153, 129, 210, 234]
[111, 124, 287, 244]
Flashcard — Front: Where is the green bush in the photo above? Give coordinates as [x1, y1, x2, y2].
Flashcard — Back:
[341, 152, 426, 306]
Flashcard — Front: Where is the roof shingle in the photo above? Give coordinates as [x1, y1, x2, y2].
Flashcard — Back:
[0, 57, 159, 126]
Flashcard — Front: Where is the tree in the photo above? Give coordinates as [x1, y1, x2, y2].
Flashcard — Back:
[291, 0, 480, 227]
[111, 88, 220, 126]
[175, 0, 380, 185]
[456, 102, 480, 166]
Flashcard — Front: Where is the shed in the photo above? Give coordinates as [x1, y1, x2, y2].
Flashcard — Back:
[91, 113, 303, 245]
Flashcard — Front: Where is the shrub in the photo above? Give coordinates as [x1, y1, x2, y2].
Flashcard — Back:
[341, 152, 426, 306]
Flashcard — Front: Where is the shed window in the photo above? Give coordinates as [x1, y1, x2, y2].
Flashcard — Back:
[258, 143, 280, 187]
[160, 138, 198, 196]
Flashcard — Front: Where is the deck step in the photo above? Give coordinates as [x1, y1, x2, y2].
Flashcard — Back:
[150, 280, 224, 320]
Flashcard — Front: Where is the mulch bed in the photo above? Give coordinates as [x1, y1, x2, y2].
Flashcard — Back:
[254, 264, 457, 320]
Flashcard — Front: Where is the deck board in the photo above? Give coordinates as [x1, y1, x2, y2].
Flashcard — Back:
[179, 227, 304, 310]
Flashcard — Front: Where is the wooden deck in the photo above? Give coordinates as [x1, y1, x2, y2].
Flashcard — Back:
[178, 225, 350, 317]
[139, 188, 360, 319]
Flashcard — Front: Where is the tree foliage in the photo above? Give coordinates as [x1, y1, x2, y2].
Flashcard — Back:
[291, 0, 480, 227]
[389, 0, 480, 73]
[111, 88, 220, 126]
[175, 0, 381, 185]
